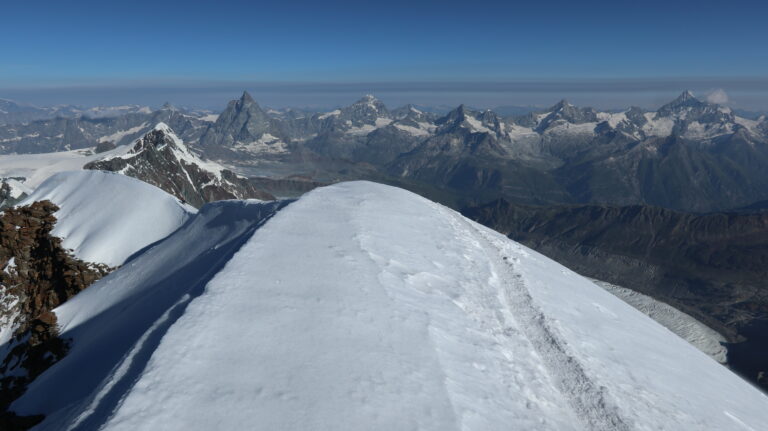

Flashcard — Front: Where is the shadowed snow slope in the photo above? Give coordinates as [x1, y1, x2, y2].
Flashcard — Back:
[12, 182, 768, 430]
[21, 171, 195, 266]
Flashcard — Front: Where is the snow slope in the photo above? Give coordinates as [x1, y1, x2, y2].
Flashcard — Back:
[0, 146, 133, 190]
[592, 279, 728, 363]
[21, 171, 194, 266]
[11, 182, 768, 430]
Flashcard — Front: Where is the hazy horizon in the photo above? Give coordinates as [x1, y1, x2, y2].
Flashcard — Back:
[3, 0, 767, 111]
[3, 79, 768, 112]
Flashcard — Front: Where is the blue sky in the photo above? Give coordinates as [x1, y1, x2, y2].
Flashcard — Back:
[2, 0, 767, 109]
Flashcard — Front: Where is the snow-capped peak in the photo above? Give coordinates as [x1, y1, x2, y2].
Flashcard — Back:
[152, 122, 185, 148]
[354, 94, 385, 111]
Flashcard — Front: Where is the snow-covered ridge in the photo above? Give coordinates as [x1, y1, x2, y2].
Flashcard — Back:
[99, 122, 231, 180]
[21, 170, 195, 266]
[9, 180, 768, 430]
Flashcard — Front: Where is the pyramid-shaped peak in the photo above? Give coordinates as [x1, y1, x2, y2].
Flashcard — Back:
[147, 123, 184, 148]
[669, 90, 702, 105]
[241, 91, 255, 102]
[679, 90, 696, 101]
[657, 90, 705, 115]
[552, 99, 572, 110]
[437, 104, 471, 125]
[228, 91, 266, 114]
[448, 104, 469, 118]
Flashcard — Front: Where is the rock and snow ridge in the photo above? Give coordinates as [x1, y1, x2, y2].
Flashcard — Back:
[0, 124, 275, 210]
[84, 123, 275, 207]
[4, 177, 768, 430]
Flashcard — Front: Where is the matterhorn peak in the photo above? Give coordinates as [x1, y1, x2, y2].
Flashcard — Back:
[240, 91, 256, 104]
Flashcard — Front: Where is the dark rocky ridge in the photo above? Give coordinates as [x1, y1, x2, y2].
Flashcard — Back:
[85, 125, 275, 207]
[0, 201, 111, 429]
[0, 181, 27, 210]
[463, 199, 768, 391]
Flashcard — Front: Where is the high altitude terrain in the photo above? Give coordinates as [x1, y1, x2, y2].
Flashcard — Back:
[1, 172, 766, 430]
[1, 90, 767, 390]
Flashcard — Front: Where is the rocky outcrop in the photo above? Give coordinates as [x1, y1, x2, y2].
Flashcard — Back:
[0, 181, 26, 210]
[0, 201, 111, 428]
[85, 124, 275, 207]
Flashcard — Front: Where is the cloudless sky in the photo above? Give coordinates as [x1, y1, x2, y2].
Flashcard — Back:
[2, 0, 768, 109]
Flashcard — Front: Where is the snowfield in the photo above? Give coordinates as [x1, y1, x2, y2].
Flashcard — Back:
[21, 171, 195, 266]
[592, 279, 728, 363]
[7, 180, 768, 430]
[0, 145, 133, 190]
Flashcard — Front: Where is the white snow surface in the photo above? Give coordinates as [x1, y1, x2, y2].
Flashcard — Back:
[643, 113, 675, 136]
[317, 109, 341, 120]
[592, 279, 728, 363]
[10, 182, 768, 430]
[97, 123, 148, 143]
[0, 145, 133, 189]
[21, 170, 194, 266]
[198, 114, 219, 122]
[3, 178, 32, 198]
[463, 114, 494, 134]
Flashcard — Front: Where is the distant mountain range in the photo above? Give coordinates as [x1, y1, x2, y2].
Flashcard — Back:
[0, 99, 157, 126]
[2, 92, 768, 383]
[3, 90, 768, 211]
[1, 90, 767, 403]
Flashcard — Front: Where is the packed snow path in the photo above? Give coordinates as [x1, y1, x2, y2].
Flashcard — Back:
[9, 180, 768, 430]
[457, 214, 630, 430]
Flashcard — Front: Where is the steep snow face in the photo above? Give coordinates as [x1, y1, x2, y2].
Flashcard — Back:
[11, 199, 287, 429]
[21, 171, 195, 266]
[11, 182, 768, 430]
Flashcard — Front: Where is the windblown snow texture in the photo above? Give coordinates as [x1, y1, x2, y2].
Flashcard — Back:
[9, 181, 768, 430]
[21, 171, 195, 266]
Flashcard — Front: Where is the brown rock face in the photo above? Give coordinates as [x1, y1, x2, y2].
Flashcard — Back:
[0, 200, 112, 427]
